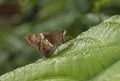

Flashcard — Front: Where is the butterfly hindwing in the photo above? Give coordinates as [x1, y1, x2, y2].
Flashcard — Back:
[39, 39, 56, 57]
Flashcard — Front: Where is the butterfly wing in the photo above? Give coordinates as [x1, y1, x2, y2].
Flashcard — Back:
[45, 30, 66, 46]
[25, 31, 67, 57]
[25, 33, 44, 50]
[40, 30, 67, 57]
[39, 39, 56, 57]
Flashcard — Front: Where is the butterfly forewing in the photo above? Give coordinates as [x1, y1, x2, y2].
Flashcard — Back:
[25, 33, 44, 50]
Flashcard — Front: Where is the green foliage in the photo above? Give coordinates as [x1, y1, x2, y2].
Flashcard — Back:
[93, 0, 110, 12]
[0, 0, 120, 76]
[0, 15, 120, 81]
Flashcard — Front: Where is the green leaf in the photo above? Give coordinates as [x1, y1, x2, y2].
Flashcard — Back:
[0, 15, 120, 81]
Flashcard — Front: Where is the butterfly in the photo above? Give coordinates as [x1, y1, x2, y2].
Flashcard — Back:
[25, 30, 67, 57]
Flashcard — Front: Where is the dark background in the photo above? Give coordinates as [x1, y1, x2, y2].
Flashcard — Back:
[0, 0, 120, 75]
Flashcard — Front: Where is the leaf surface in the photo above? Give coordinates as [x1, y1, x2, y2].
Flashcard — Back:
[0, 15, 120, 81]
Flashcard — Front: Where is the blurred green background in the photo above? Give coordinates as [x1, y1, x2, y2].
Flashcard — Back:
[0, 0, 120, 75]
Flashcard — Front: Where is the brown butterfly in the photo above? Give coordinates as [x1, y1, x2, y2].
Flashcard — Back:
[25, 30, 67, 57]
